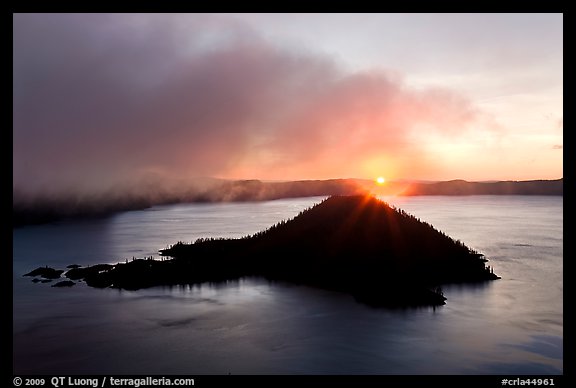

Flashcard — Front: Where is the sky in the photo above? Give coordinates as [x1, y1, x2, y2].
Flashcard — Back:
[13, 13, 563, 197]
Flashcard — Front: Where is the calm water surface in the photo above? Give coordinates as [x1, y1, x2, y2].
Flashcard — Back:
[13, 196, 563, 374]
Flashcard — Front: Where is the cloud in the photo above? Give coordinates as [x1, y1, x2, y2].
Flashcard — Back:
[552, 145, 562, 150]
[13, 13, 481, 198]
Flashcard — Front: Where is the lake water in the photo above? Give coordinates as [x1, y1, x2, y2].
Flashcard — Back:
[12, 196, 563, 375]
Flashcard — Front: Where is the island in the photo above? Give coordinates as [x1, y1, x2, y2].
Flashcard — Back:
[24, 195, 500, 307]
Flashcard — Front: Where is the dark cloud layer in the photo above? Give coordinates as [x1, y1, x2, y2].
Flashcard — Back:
[13, 13, 479, 198]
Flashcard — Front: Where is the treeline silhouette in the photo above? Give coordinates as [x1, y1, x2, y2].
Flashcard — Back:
[29, 195, 500, 308]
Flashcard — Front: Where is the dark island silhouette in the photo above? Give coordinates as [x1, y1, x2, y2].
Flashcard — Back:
[25, 195, 500, 307]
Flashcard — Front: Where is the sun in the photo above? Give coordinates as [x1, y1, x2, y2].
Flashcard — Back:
[376, 176, 386, 185]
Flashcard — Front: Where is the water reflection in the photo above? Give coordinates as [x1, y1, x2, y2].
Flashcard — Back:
[13, 217, 117, 273]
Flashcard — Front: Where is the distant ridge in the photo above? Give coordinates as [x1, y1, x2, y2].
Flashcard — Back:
[13, 178, 562, 227]
[400, 179, 563, 196]
[27, 195, 500, 308]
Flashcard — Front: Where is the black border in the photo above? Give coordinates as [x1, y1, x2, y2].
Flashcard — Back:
[9, 8, 568, 388]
